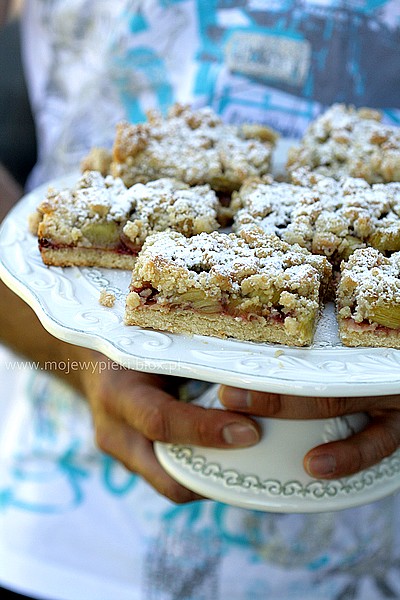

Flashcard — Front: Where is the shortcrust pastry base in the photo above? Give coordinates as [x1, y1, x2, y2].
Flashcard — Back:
[125, 305, 315, 347]
[40, 247, 137, 269]
[338, 318, 400, 349]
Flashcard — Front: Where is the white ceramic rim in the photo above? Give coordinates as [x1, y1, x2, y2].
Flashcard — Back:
[1, 170, 400, 397]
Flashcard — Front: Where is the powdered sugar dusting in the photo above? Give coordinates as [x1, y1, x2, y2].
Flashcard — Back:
[287, 104, 400, 184]
[35, 172, 221, 249]
[233, 170, 400, 263]
[35, 171, 136, 247]
[74, 171, 133, 221]
[338, 247, 400, 323]
[110, 104, 277, 192]
[122, 179, 220, 246]
[133, 228, 331, 298]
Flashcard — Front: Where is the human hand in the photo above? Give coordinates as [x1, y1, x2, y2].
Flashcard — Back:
[81, 353, 260, 503]
[219, 387, 400, 479]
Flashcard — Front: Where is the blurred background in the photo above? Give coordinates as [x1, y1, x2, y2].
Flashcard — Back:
[0, 0, 37, 188]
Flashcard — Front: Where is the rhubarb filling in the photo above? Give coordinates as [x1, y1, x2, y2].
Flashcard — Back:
[38, 237, 139, 256]
[340, 317, 400, 335]
[130, 283, 291, 323]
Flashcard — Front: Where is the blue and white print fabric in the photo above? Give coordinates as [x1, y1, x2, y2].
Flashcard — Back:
[22, 0, 400, 186]
[1, 359, 400, 599]
[2, 1, 400, 598]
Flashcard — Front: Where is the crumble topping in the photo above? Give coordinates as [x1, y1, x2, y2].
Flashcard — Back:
[99, 289, 116, 308]
[286, 104, 400, 184]
[129, 228, 330, 295]
[106, 103, 278, 192]
[36, 171, 133, 248]
[127, 228, 331, 344]
[122, 179, 220, 248]
[233, 169, 400, 263]
[338, 248, 400, 325]
[231, 176, 311, 235]
[81, 147, 112, 176]
[34, 172, 221, 251]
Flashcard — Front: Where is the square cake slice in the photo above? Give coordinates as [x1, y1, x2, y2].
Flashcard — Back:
[232, 170, 400, 265]
[82, 103, 278, 193]
[32, 171, 221, 268]
[286, 104, 400, 184]
[337, 248, 400, 348]
[125, 228, 332, 346]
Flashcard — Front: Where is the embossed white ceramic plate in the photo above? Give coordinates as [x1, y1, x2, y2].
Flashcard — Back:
[2, 169, 400, 512]
[2, 173, 400, 397]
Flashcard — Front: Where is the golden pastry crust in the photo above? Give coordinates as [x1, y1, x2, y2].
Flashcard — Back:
[287, 104, 400, 184]
[108, 103, 278, 192]
[37, 247, 137, 269]
[337, 248, 400, 347]
[125, 227, 332, 346]
[232, 169, 400, 264]
[33, 171, 221, 267]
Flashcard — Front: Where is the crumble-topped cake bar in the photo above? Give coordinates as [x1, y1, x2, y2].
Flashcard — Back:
[82, 103, 278, 193]
[125, 227, 332, 346]
[286, 104, 400, 184]
[32, 171, 221, 268]
[337, 248, 400, 348]
[232, 169, 400, 264]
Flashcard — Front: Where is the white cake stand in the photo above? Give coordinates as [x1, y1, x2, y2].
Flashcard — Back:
[2, 175, 400, 513]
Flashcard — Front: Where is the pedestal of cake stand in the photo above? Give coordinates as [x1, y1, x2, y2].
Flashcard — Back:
[155, 384, 400, 513]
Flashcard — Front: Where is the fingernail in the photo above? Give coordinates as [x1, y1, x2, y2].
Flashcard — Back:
[306, 454, 336, 477]
[220, 387, 251, 409]
[222, 423, 259, 446]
